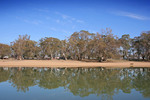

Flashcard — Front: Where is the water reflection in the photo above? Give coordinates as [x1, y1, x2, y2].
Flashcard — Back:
[0, 67, 150, 98]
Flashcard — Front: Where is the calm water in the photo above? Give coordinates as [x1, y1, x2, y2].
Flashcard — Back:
[0, 67, 150, 100]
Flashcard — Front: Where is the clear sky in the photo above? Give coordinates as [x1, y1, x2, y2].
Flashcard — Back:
[0, 0, 150, 44]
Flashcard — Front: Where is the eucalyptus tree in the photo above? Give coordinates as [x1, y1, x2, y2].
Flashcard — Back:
[140, 32, 150, 60]
[68, 30, 93, 60]
[94, 33, 106, 61]
[119, 34, 131, 59]
[86, 33, 96, 59]
[11, 34, 30, 60]
[0, 43, 11, 58]
[94, 28, 119, 61]
[23, 40, 39, 59]
[68, 32, 80, 60]
[102, 28, 120, 60]
[39, 37, 61, 59]
[132, 31, 150, 60]
[61, 39, 69, 60]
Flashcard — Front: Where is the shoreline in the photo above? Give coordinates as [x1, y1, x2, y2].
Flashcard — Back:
[0, 60, 150, 68]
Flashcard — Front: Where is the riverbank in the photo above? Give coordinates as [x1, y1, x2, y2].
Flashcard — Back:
[0, 59, 150, 68]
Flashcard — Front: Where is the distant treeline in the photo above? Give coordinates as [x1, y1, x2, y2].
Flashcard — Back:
[0, 28, 150, 61]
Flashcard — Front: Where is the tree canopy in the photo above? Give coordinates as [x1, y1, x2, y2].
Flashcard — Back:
[0, 28, 150, 61]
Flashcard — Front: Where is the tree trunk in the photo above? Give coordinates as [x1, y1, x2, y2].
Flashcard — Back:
[133, 53, 135, 60]
[123, 50, 125, 59]
[17, 55, 22, 60]
[123, 55, 125, 59]
[50, 53, 53, 60]
[63, 53, 67, 60]
[77, 54, 80, 60]
[142, 56, 145, 60]
[88, 56, 90, 60]
[138, 54, 140, 61]
[65, 57, 67, 60]
[80, 54, 83, 60]
[98, 57, 102, 62]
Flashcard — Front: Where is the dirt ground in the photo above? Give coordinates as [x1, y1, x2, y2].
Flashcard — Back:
[0, 59, 150, 68]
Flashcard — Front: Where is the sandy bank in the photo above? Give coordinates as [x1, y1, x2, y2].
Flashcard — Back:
[0, 60, 150, 68]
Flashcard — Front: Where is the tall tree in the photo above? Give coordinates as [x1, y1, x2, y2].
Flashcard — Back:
[0, 43, 11, 58]
[60, 40, 69, 60]
[23, 40, 39, 59]
[68, 32, 80, 60]
[132, 31, 150, 60]
[86, 33, 96, 59]
[94, 33, 106, 62]
[97, 28, 119, 61]
[68, 30, 93, 60]
[132, 36, 141, 60]
[119, 34, 131, 59]
[11, 35, 30, 60]
[39, 37, 61, 59]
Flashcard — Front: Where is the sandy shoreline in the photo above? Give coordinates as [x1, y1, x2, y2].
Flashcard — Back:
[0, 60, 150, 68]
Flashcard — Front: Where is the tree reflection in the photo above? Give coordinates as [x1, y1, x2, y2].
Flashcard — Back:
[38, 68, 68, 89]
[0, 68, 10, 83]
[0, 67, 150, 98]
[132, 68, 150, 97]
[10, 68, 40, 92]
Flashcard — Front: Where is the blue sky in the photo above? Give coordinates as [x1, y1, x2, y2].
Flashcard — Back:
[0, 0, 150, 44]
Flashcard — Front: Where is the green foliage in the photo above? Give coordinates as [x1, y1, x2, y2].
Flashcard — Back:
[1, 28, 149, 61]
[0, 43, 11, 58]
[132, 31, 150, 60]
[39, 37, 61, 59]
[11, 34, 30, 60]
[119, 34, 131, 59]
[11, 34, 39, 60]
[24, 40, 38, 59]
